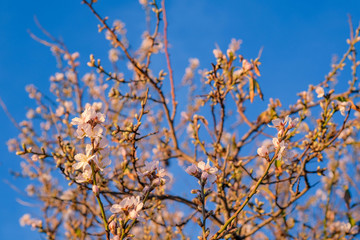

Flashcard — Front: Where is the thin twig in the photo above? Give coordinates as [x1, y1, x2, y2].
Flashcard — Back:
[0, 97, 22, 131]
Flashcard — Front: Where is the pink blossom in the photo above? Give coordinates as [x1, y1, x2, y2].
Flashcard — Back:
[269, 115, 298, 136]
[138, 160, 169, 187]
[268, 116, 289, 130]
[152, 168, 170, 187]
[288, 117, 299, 128]
[185, 163, 199, 176]
[92, 185, 99, 195]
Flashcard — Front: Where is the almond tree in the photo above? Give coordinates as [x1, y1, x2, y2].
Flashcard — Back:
[5, 0, 360, 239]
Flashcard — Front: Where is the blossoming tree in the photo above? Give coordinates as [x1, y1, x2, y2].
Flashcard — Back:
[5, 0, 360, 239]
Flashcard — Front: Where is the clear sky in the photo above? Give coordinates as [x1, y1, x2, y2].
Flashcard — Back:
[1, 0, 360, 239]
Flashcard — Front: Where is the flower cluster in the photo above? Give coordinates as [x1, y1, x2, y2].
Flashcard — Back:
[71, 104, 105, 139]
[138, 160, 169, 189]
[71, 104, 111, 182]
[110, 196, 144, 220]
[183, 58, 200, 84]
[258, 116, 298, 164]
[268, 115, 299, 137]
[186, 159, 218, 184]
[19, 214, 42, 230]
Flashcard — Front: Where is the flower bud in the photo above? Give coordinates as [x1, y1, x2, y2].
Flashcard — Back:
[191, 189, 198, 194]
[92, 185, 99, 196]
[109, 220, 117, 234]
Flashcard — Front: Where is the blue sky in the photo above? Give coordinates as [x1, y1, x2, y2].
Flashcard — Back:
[1, 0, 360, 239]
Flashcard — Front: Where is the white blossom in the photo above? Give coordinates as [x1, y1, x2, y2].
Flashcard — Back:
[76, 165, 93, 183]
[228, 38, 242, 54]
[26, 109, 35, 119]
[55, 106, 65, 117]
[66, 71, 76, 83]
[272, 138, 286, 156]
[186, 159, 218, 184]
[139, 160, 158, 178]
[257, 145, 269, 158]
[139, 160, 169, 187]
[31, 155, 39, 162]
[60, 189, 76, 201]
[189, 58, 200, 69]
[213, 49, 223, 59]
[185, 163, 199, 176]
[19, 214, 42, 230]
[94, 156, 111, 171]
[82, 73, 96, 85]
[152, 168, 169, 187]
[315, 86, 324, 98]
[73, 144, 95, 171]
[50, 72, 64, 82]
[71, 105, 105, 139]
[269, 115, 298, 136]
[337, 101, 350, 116]
[242, 59, 252, 72]
[288, 117, 299, 128]
[110, 196, 144, 220]
[109, 48, 120, 62]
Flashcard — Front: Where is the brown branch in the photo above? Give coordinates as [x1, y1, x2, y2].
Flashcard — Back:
[161, 0, 177, 121]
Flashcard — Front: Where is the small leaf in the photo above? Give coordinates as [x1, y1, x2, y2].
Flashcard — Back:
[347, 213, 355, 227]
[254, 80, 264, 100]
[254, 61, 261, 76]
[249, 76, 255, 103]
[344, 187, 351, 209]
[337, 96, 347, 102]
[76, 228, 82, 237]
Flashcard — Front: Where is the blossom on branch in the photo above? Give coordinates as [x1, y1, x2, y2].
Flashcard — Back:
[71, 105, 105, 139]
[110, 196, 144, 220]
[138, 160, 169, 187]
[257, 145, 269, 159]
[269, 115, 299, 136]
[337, 100, 350, 116]
[272, 138, 286, 156]
[186, 159, 218, 184]
[76, 165, 93, 183]
[73, 144, 95, 171]
[315, 86, 325, 98]
[19, 214, 42, 230]
[94, 156, 111, 171]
